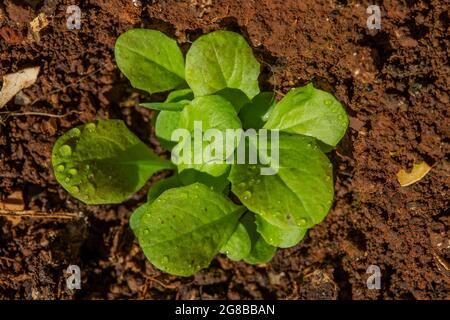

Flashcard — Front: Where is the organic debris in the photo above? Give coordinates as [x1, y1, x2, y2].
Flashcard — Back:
[0, 190, 25, 211]
[28, 13, 49, 42]
[0, 67, 40, 109]
[397, 161, 432, 187]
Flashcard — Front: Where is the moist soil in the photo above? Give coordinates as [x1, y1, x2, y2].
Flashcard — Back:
[0, 0, 449, 300]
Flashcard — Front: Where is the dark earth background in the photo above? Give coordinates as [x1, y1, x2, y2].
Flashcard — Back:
[0, 0, 449, 299]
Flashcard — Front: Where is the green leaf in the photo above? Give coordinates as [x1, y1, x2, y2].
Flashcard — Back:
[179, 95, 242, 133]
[220, 212, 276, 264]
[137, 183, 246, 276]
[166, 89, 194, 103]
[175, 132, 231, 191]
[147, 174, 181, 203]
[240, 212, 277, 264]
[155, 110, 181, 150]
[52, 120, 173, 204]
[264, 83, 348, 146]
[140, 102, 187, 111]
[228, 133, 334, 229]
[219, 222, 251, 261]
[174, 95, 240, 190]
[185, 30, 260, 99]
[115, 29, 185, 94]
[255, 215, 307, 248]
[239, 91, 276, 129]
[140, 89, 194, 111]
[214, 88, 251, 112]
[178, 165, 231, 193]
[130, 201, 150, 234]
[131, 175, 182, 234]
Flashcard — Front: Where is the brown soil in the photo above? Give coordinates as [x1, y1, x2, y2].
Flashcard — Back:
[0, 0, 449, 300]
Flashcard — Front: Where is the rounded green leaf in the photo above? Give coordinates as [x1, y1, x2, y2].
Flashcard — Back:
[264, 83, 348, 146]
[244, 236, 277, 264]
[214, 88, 251, 112]
[255, 214, 307, 248]
[228, 133, 334, 229]
[185, 30, 260, 99]
[137, 183, 246, 276]
[220, 211, 276, 263]
[239, 91, 276, 129]
[175, 95, 241, 186]
[179, 95, 242, 133]
[129, 201, 150, 234]
[219, 222, 251, 261]
[155, 110, 181, 150]
[147, 174, 181, 203]
[240, 212, 277, 264]
[52, 120, 173, 204]
[115, 29, 185, 94]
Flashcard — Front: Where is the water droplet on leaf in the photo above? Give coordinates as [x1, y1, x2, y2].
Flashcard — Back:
[56, 164, 65, 172]
[242, 190, 252, 200]
[59, 145, 72, 157]
[72, 128, 81, 136]
[85, 122, 96, 132]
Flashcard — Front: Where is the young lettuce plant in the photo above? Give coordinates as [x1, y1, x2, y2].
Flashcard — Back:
[52, 29, 348, 276]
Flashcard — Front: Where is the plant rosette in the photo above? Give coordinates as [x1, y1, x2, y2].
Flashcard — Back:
[52, 29, 348, 276]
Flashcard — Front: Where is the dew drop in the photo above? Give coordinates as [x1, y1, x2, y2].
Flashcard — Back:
[238, 182, 246, 189]
[59, 145, 72, 157]
[297, 218, 307, 226]
[72, 128, 81, 136]
[71, 186, 80, 194]
[179, 192, 188, 199]
[85, 122, 96, 132]
[56, 164, 65, 172]
[242, 190, 252, 200]
[68, 168, 78, 175]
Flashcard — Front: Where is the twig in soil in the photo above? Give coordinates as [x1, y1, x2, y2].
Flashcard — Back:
[433, 251, 450, 272]
[0, 209, 80, 220]
[0, 110, 82, 118]
[144, 275, 178, 290]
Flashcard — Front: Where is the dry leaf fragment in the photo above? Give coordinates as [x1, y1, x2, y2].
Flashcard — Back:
[0, 66, 40, 109]
[0, 190, 25, 211]
[397, 161, 431, 187]
[29, 13, 49, 42]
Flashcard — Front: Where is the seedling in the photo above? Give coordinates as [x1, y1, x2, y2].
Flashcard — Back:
[52, 29, 348, 276]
